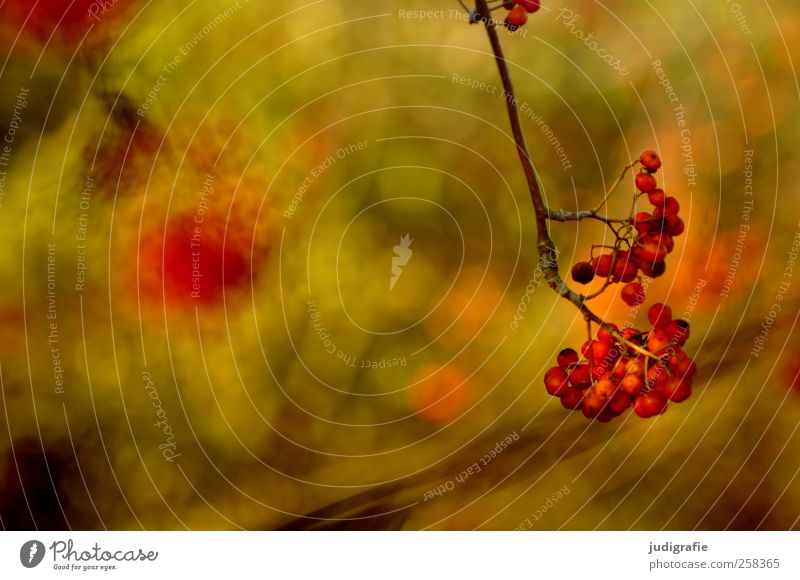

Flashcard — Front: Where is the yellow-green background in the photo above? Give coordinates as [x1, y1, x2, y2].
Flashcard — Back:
[0, 0, 798, 529]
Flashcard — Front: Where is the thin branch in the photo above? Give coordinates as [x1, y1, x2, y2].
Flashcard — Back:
[472, 0, 659, 361]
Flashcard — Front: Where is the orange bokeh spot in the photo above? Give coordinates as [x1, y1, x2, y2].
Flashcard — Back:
[408, 364, 473, 424]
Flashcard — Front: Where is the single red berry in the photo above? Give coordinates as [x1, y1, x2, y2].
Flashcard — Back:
[634, 212, 657, 235]
[635, 172, 657, 193]
[662, 214, 685, 236]
[648, 197, 681, 217]
[667, 348, 697, 377]
[503, 0, 515, 9]
[591, 253, 614, 278]
[621, 282, 646, 307]
[505, 5, 528, 27]
[647, 362, 671, 389]
[647, 188, 666, 207]
[608, 392, 632, 414]
[594, 378, 618, 399]
[515, 0, 541, 13]
[647, 330, 672, 353]
[662, 319, 690, 345]
[597, 323, 619, 342]
[591, 339, 615, 364]
[621, 373, 644, 397]
[638, 259, 666, 278]
[612, 254, 639, 283]
[659, 377, 692, 402]
[544, 367, 570, 397]
[582, 389, 604, 418]
[640, 150, 662, 173]
[557, 348, 579, 370]
[648, 303, 672, 327]
[561, 387, 584, 410]
[634, 391, 668, 418]
[568, 364, 592, 389]
[571, 261, 595, 284]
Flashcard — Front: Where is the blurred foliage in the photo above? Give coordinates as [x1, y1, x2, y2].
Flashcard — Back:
[0, 0, 798, 530]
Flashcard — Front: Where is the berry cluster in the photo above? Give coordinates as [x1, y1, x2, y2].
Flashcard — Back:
[544, 304, 697, 421]
[500, 0, 541, 31]
[570, 150, 686, 310]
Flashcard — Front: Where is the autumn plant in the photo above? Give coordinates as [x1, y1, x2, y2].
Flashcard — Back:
[465, 0, 696, 421]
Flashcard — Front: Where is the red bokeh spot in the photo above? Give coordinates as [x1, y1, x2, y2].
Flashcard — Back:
[5, 0, 131, 46]
[138, 214, 256, 309]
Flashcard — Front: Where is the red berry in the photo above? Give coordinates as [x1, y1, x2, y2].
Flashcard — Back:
[571, 261, 595, 284]
[647, 330, 672, 353]
[647, 188, 666, 207]
[608, 392, 632, 414]
[582, 390, 604, 418]
[634, 212, 656, 234]
[621, 282, 646, 307]
[660, 377, 692, 402]
[591, 339, 615, 364]
[503, 0, 515, 8]
[621, 373, 644, 397]
[638, 259, 666, 278]
[634, 391, 668, 418]
[634, 235, 670, 264]
[515, 0, 541, 12]
[568, 364, 592, 389]
[640, 150, 662, 173]
[591, 253, 614, 278]
[561, 387, 584, 410]
[505, 5, 528, 27]
[662, 196, 680, 215]
[544, 367, 570, 397]
[662, 214, 685, 236]
[611, 252, 638, 283]
[597, 323, 619, 342]
[594, 378, 618, 399]
[648, 303, 672, 327]
[557, 348, 579, 370]
[635, 172, 657, 193]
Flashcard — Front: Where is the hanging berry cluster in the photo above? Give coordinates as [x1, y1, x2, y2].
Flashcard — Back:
[569, 150, 685, 302]
[545, 150, 696, 421]
[463, 4, 697, 422]
[545, 304, 697, 421]
[498, 0, 541, 31]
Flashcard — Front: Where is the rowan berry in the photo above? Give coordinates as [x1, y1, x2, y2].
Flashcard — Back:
[571, 261, 595, 284]
[635, 172, 657, 193]
[634, 391, 668, 418]
[648, 303, 672, 327]
[647, 188, 666, 207]
[544, 367, 570, 396]
[505, 5, 528, 28]
[621, 282, 646, 307]
[598, 323, 620, 343]
[561, 387, 584, 410]
[621, 373, 644, 397]
[557, 348, 579, 369]
[568, 364, 592, 389]
[591, 253, 614, 278]
[515, 0, 541, 12]
[640, 150, 662, 173]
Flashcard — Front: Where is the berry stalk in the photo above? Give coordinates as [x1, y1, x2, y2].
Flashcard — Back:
[471, 0, 630, 345]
